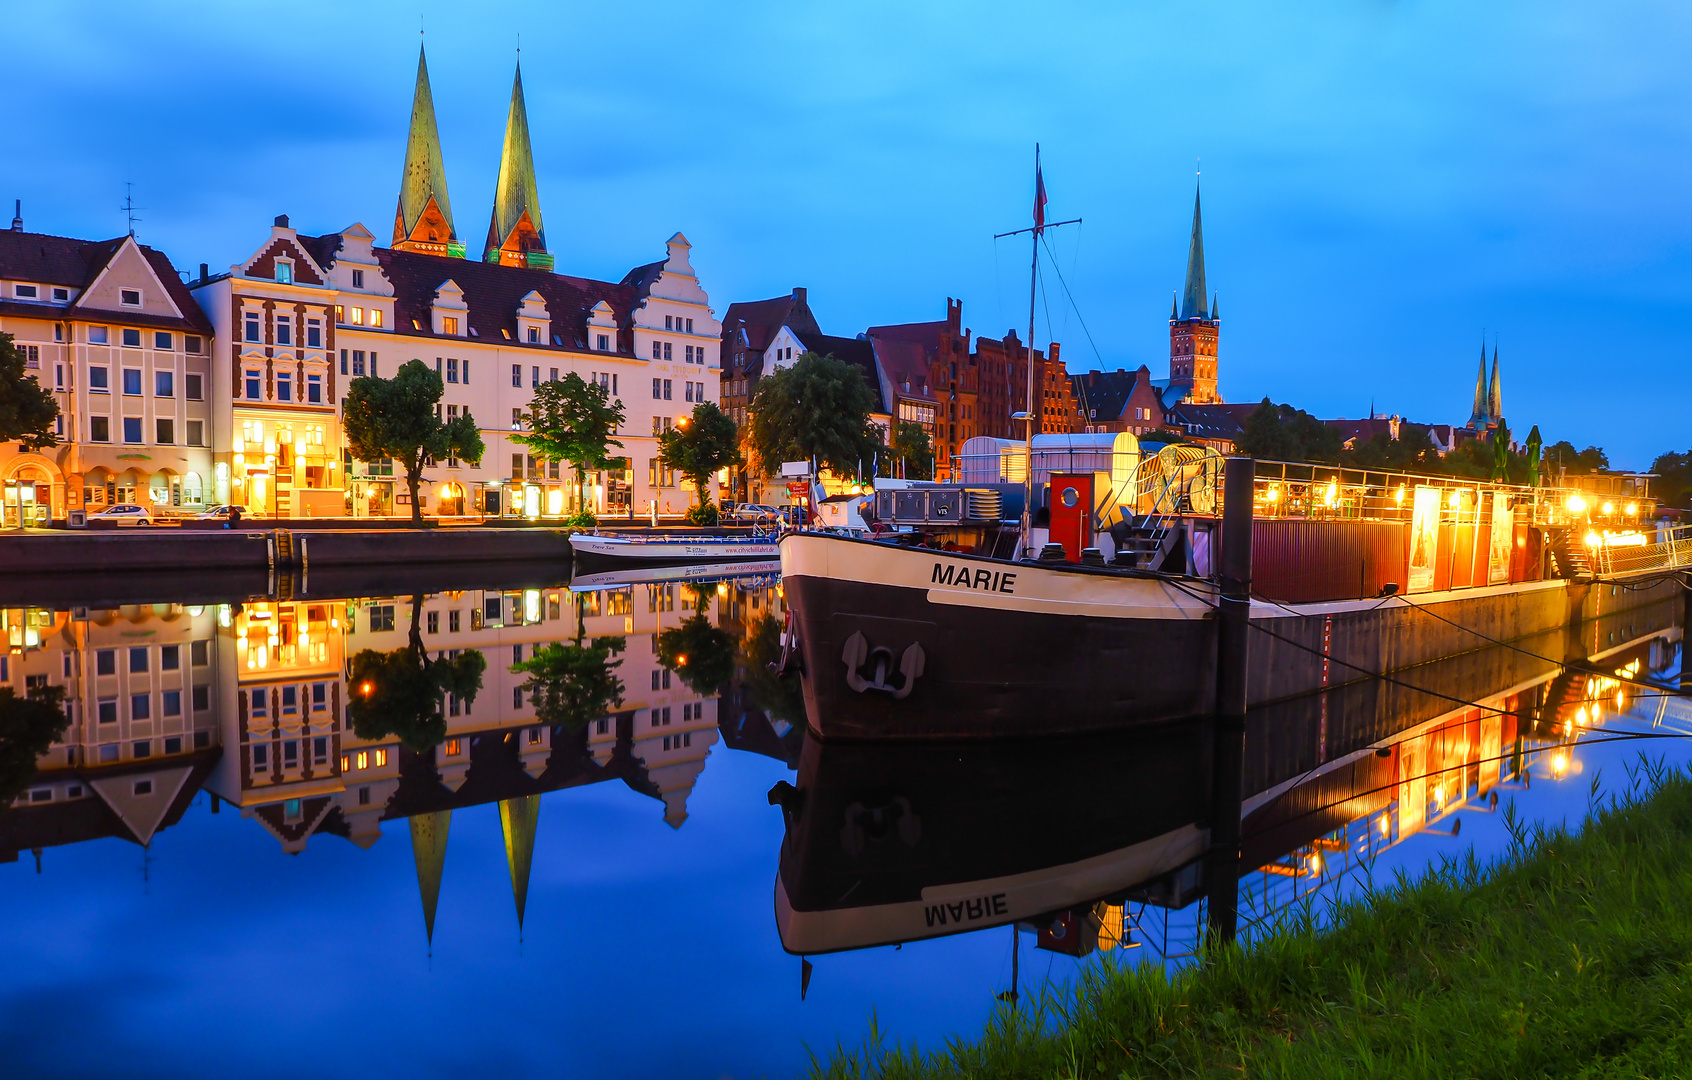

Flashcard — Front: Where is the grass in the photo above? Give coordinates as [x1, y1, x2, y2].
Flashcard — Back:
[809, 759, 1692, 1079]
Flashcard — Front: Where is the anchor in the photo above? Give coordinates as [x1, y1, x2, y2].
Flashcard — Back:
[841, 631, 925, 699]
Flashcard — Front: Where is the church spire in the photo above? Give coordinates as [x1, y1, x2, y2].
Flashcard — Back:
[498, 795, 541, 932]
[409, 810, 452, 948]
[393, 44, 461, 257]
[1469, 338, 1490, 426]
[1488, 342, 1503, 423]
[484, 60, 548, 268]
[1178, 183, 1208, 321]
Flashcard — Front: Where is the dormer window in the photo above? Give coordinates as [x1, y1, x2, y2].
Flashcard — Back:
[275, 260, 293, 285]
[442, 316, 459, 336]
[120, 288, 141, 306]
[352, 269, 365, 289]
[15, 284, 37, 299]
[52, 287, 68, 301]
[369, 309, 383, 328]
[527, 326, 539, 344]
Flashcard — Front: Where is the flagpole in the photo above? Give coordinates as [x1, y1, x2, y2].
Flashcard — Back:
[1020, 144, 1040, 559]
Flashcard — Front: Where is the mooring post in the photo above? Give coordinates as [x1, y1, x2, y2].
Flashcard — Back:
[1206, 456, 1254, 945]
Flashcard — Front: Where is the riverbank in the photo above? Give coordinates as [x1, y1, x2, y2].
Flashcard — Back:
[815, 766, 1692, 1079]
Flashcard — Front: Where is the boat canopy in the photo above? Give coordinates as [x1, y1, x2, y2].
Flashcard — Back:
[956, 432, 1139, 487]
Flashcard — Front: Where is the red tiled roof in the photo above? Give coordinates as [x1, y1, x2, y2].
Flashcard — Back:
[869, 336, 935, 402]
[0, 230, 212, 334]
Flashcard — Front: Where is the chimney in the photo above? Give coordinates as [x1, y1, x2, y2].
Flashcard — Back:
[274, 214, 290, 228]
[792, 286, 806, 304]
[199, 263, 209, 284]
[9, 199, 20, 232]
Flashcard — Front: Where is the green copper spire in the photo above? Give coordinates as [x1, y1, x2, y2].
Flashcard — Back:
[484, 61, 546, 264]
[409, 810, 452, 948]
[1469, 339, 1490, 426]
[1488, 342, 1503, 422]
[499, 794, 541, 931]
[1178, 183, 1208, 321]
[393, 44, 458, 251]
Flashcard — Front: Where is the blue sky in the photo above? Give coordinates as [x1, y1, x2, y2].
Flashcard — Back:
[7, 0, 1688, 467]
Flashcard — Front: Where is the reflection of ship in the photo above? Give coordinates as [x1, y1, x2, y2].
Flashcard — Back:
[772, 598, 1682, 954]
[568, 559, 780, 592]
[570, 532, 780, 571]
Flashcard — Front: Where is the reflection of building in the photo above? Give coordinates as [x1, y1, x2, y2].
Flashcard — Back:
[0, 220, 216, 524]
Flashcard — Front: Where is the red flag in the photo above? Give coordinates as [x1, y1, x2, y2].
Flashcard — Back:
[1034, 166, 1047, 234]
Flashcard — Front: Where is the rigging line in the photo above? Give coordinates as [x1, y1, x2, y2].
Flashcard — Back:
[1036, 256, 1058, 366]
[1229, 728, 1692, 847]
[1039, 234, 1107, 370]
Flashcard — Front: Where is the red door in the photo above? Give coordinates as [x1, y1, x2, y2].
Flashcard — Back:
[1049, 473, 1093, 561]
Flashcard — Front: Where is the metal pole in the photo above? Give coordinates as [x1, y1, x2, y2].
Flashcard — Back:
[1206, 456, 1254, 945]
[1019, 144, 1040, 559]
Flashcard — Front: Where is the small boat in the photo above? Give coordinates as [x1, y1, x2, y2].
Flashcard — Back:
[569, 530, 780, 571]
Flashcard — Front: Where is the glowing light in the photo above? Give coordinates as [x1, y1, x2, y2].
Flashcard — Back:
[1448, 489, 1462, 509]
[1380, 817, 1391, 836]
[1625, 503, 1638, 516]
[1567, 495, 1587, 514]
[1309, 852, 1324, 876]
[1324, 481, 1338, 506]
[675, 654, 687, 665]
[360, 681, 374, 696]
[1601, 501, 1614, 515]
[1265, 485, 1280, 503]
[1394, 485, 1406, 505]
[1585, 531, 1602, 548]
[1552, 751, 1569, 777]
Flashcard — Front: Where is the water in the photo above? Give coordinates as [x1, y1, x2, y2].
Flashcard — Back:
[0, 568, 1686, 1078]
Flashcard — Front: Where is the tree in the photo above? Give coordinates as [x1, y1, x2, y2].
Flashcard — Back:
[740, 611, 805, 726]
[511, 591, 627, 729]
[747, 352, 881, 478]
[347, 595, 486, 753]
[659, 401, 740, 524]
[1234, 399, 1343, 464]
[1543, 440, 1609, 476]
[0, 332, 59, 452]
[0, 685, 68, 810]
[343, 360, 484, 526]
[1340, 428, 1444, 473]
[515, 373, 626, 525]
[654, 587, 736, 694]
[1651, 449, 1692, 510]
[884, 421, 934, 480]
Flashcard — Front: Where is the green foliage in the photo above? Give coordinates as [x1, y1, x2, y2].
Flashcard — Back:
[1338, 428, 1443, 473]
[562, 509, 598, 529]
[343, 359, 484, 525]
[0, 331, 60, 452]
[660, 401, 740, 510]
[515, 373, 626, 502]
[1234, 399, 1344, 464]
[685, 502, 720, 527]
[512, 636, 626, 730]
[884, 421, 934, 480]
[655, 602, 736, 695]
[809, 766, 1692, 1080]
[1650, 449, 1692, 510]
[0, 685, 68, 808]
[1545, 440, 1610, 475]
[748, 352, 882, 478]
[740, 611, 806, 725]
[346, 595, 485, 752]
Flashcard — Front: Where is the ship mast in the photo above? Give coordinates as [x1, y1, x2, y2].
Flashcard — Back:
[996, 145, 1079, 557]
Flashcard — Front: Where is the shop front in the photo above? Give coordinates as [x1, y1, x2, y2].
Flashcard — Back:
[232, 416, 340, 518]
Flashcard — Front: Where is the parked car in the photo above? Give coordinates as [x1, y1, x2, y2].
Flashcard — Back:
[89, 504, 152, 526]
[195, 504, 238, 520]
[731, 503, 782, 521]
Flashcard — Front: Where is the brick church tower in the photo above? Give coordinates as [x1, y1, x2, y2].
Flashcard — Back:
[1168, 183, 1221, 404]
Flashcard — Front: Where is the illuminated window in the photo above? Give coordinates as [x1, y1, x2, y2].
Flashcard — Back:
[355, 750, 368, 770]
[373, 748, 388, 767]
[444, 738, 462, 756]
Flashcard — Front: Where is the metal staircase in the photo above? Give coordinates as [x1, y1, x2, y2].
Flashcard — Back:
[1546, 529, 1593, 582]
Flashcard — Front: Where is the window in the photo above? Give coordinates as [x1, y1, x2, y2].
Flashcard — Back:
[446, 358, 459, 383]
[687, 318, 694, 334]
[156, 419, 174, 444]
[352, 350, 366, 376]
[122, 368, 142, 395]
[427, 610, 439, 634]
[449, 610, 460, 633]
[53, 287, 68, 301]
[90, 416, 110, 442]
[129, 646, 148, 673]
[550, 367, 558, 382]
[306, 319, 322, 349]
[250, 688, 267, 716]
[441, 316, 458, 335]
[191, 640, 209, 666]
[98, 698, 117, 724]
[275, 316, 292, 346]
[15, 284, 37, 298]
[276, 372, 291, 402]
[311, 683, 326, 708]
[253, 744, 269, 770]
[512, 408, 523, 430]
[352, 269, 364, 288]
[185, 334, 202, 354]
[663, 379, 672, 400]
[527, 326, 539, 343]
[597, 333, 609, 351]
[245, 372, 261, 399]
[155, 370, 173, 397]
[54, 363, 63, 389]
[89, 366, 109, 392]
[89, 325, 108, 344]
[185, 373, 203, 400]
[244, 313, 261, 342]
[122, 417, 142, 443]
[665, 315, 673, 330]
[193, 685, 209, 711]
[511, 364, 522, 387]
[652, 377, 662, 399]
[368, 604, 395, 632]
[531, 366, 540, 388]
[685, 382, 694, 403]
[313, 737, 327, 763]
[513, 686, 523, 709]
[120, 288, 141, 306]
[96, 651, 116, 675]
[282, 686, 297, 714]
[460, 358, 468, 382]
[358, 786, 370, 804]
[369, 308, 383, 328]
[445, 738, 462, 756]
[130, 694, 150, 721]
[275, 261, 293, 284]
[162, 691, 182, 718]
[307, 374, 322, 403]
[663, 342, 672, 361]
[686, 345, 694, 363]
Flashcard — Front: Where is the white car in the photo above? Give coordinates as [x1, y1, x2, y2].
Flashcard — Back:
[90, 504, 152, 526]
[195, 504, 239, 520]
[731, 504, 782, 521]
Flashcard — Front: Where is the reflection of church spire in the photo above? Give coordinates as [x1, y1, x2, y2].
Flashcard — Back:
[410, 810, 452, 947]
[499, 794, 541, 931]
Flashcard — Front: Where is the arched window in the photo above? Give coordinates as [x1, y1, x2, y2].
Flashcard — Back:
[183, 472, 203, 505]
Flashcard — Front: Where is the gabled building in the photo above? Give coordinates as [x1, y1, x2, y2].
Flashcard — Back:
[1073, 365, 1169, 435]
[0, 214, 215, 524]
